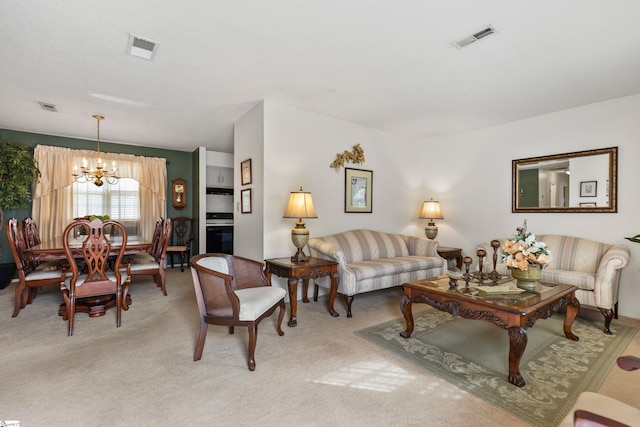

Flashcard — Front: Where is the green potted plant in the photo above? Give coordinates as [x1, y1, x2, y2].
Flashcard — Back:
[0, 139, 41, 288]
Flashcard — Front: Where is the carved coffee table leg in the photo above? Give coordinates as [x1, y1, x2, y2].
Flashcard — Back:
[287, 278, 298, 327]
[508, 327, 527, 387]
[564, 296, 580, 341]
[327, 272, 339, 317]
[400, 294, 414, 338]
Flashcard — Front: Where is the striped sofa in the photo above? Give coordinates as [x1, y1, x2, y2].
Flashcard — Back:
[477, 234, 630, 334]
[308, 229, 446, 318]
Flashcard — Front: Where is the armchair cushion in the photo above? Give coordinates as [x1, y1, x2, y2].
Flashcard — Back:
[236, 287, 287, 321]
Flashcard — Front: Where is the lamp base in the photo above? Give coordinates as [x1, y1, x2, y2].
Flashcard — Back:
[424, 223, 438, 240]
[291, 248, 309, 263]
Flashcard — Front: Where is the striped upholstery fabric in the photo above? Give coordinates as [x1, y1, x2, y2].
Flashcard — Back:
[308, 229, 445, 298]
[476, 234, 630, 311]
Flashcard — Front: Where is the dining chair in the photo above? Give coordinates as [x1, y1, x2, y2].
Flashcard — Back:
[189, 253, 286, 371]
[127, 218, 172, 296]
[23, 216, 68, 272]
[6, 218, 63, 317]
[60, 218, 131, 336]
[166, 217, 195, 272]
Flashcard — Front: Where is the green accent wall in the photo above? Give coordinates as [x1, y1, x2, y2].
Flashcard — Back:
[0, 129, 198, 265]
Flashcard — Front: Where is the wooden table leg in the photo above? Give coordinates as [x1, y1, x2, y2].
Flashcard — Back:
[564, 296, 580, 341]
[328, 272, 340, 317]
[302, 279, 310, 303]
[287, 278, 298, 327]
[399, 294, 414, 338]
[508, 327, 527, 387]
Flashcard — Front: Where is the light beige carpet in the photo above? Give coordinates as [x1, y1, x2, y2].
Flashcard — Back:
[356, 308, 637, 427]
[1, 269, 639, 426]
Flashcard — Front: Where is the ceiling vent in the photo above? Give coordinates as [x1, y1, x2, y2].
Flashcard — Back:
[126, 33, 159, 61]
[39, 102, 58, 112]
[452, 25, 496, 49]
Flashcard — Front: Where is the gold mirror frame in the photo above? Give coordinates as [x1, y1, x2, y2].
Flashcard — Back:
[512, 147, 617, 213]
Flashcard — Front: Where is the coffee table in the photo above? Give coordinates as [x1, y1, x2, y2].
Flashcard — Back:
[400, 276, 580, 387]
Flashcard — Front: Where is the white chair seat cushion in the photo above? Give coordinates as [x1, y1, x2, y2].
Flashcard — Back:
[128, 253, 156, 263]
[557, 391, 640, 427]
[26, 268, 62, 281]
[128, 260, 160, 271]
[63, 271, 128, 289]
[166, 245, 187, 252]
[195, 256, 229, 274]
[35, 260, 64, 272]
[235, 287, 286, 321]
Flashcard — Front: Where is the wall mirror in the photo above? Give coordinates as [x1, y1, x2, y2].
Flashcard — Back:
[512, 147, 617, 213]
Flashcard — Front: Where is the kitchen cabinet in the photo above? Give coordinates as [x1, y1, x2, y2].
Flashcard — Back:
[206, 166, 233, 188]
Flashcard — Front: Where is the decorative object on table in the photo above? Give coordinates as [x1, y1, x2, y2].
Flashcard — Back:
[580, 180, 597, 197]
[240, 158, 252, 185]
[489, 240, 502, 279]
[344, 168, 373, 213]
[282, 187, 318, 262]
[172, 178, 186, 209]
[446, 267, 463, 289]
[418, 198, 444, 239]
[71, 115, 120, 187]
[330, 143, 365, 171]
[502, 220, 551, 290]
[240, 188, 252, 213]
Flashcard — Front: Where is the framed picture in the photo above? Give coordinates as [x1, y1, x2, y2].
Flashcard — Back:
[345, 168, 373, 213]
[580, 181, 597, 197]
[241, 188, 252, 213]
[580, 202, 597, 207]
[241, 159, 252, 185]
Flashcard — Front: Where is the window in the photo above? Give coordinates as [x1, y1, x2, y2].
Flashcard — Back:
[73, 178, 140, 235]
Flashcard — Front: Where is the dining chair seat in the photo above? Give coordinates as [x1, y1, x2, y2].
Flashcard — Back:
[128, 253, 156, 263]
[25, 268, 62, 282]
[62, 271, 129, 288]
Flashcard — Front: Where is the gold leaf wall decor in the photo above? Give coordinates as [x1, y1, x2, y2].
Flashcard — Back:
[330, 144, 365, 171]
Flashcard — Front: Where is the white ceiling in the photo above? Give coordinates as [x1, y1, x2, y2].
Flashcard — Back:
[1, 1, 640, 154]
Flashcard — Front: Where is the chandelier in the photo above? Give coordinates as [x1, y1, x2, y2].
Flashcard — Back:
[72, 114, 119, 186]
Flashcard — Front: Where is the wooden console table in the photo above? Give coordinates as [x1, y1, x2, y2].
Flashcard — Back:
[264, 257, 340, 327]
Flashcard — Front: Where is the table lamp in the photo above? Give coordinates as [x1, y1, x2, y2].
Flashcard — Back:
[419, 198, 444, 240]
[283, 187, 318, 262]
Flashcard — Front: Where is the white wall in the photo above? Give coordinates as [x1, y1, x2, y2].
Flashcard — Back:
[428, 93, 640, 319]
[233, 102, 265, 262]
[234, 94, 640, 319]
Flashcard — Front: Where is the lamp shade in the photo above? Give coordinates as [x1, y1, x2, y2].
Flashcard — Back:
[283, 188, 318, 219]
[419, 199, 444, 220]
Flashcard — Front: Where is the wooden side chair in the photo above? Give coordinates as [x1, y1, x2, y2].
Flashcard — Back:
[127, 218, 172, 296]
[22, 217, 41, 248]
[6, 218, 62, 317]
[166, 217, 194, 272]
[189, 253, 286, 371]
[60, 218, 131, 336]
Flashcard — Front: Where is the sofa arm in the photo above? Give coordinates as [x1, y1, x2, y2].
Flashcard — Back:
[307, 239, 357, 296]
[594, 245, 630, 309]
[402, 235, 439, 257]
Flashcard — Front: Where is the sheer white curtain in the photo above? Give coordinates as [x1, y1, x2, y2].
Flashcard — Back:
[32, 145, 167, 242]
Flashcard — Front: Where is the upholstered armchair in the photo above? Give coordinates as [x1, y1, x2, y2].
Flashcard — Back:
[477, 234, 630, 334]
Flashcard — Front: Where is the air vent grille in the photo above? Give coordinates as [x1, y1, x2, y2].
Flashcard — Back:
[126, 33, 159, 61]
[452, 25, 495, 49]
[39, 102, 57, 112]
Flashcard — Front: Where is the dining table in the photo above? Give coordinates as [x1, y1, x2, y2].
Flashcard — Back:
[25, 234, 153, 318]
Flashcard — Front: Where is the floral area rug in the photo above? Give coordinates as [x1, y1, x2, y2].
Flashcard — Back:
[355, 308, 636, 427]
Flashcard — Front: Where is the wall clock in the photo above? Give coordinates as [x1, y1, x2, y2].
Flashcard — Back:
[172, 178, 186, 209]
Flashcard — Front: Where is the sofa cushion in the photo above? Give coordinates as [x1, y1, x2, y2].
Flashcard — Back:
[349, 256, 442, 281]
[542, 269, 596, 290]
[319, 229, 409, 263]
[539, 234, 611, 275]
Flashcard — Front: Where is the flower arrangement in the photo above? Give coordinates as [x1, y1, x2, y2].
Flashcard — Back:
[501, 220, 551, 271]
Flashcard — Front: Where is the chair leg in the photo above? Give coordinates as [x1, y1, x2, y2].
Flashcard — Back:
[276, 300, 285, 336]
[180, 252, 186, 272]
[68, 297, 75, 336]
[116, 288, 122, 328]
[155, 271, 167, 296]
[12, 281, 26, 317]
[193, 321, 208, 361]
[247, 323, 257, 371]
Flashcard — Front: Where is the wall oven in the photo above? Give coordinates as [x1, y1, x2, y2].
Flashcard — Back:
[206, 212, 233, 254]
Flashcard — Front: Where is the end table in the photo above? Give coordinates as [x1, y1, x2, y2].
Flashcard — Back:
[437, 246, 463, 270]
[264, 257, 340, 327]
